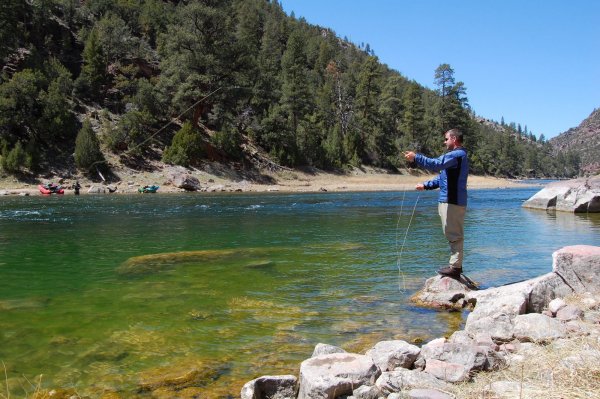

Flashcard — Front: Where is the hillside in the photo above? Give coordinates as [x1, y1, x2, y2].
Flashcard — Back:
[0, 0, 580, 181]
[550, 108, 600, 174]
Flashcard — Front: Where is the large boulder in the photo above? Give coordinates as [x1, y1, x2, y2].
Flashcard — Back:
[522, 177, 600, 212]
[171, 173, 201, 191]
[418, 339, 505, 382]
[464, 284, 528, 341]
[464, 268, 577, 340]
[526, 272, 573, 313]
[423, 359, 470, 383]
[297, 353, 380, 399]
[375, 369, 450, 395]
[552, 245, 600, 293]
[513, 313, 567, 343]
[365, 340, 420, 371]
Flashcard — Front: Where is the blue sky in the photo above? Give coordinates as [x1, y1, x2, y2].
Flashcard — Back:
[280, 0, 599, 139]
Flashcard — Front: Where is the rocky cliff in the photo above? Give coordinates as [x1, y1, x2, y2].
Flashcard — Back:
[551, 108, 600, 174]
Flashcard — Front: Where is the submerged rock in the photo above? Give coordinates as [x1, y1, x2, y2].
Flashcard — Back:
[522, 177, 600, 212]
[0, 297, 50, 311]
[31, 388, 80, 399]
[138, 359, 229, 392]
[116, 248, 275, 276]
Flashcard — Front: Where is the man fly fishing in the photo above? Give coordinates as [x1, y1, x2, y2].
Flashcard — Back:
[403, 128, 469, 278]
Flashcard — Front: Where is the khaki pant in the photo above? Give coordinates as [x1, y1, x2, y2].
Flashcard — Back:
[438, 203, 466, 269]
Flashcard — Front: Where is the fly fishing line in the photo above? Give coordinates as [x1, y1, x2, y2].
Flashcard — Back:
[395, 188, 420, 293]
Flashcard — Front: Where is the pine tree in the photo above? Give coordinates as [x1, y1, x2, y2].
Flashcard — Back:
[76, 27, 107, 98]
[75, 119, 105, 172]
[253, 2, 287, 116]
[281, 29, 312, 134]
[400, 83, 425, 150]
[354, 56, 382, 164]
[433, 63, 471, 134]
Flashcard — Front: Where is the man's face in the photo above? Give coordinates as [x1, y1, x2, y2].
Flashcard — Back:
[444, 133, 457, 150]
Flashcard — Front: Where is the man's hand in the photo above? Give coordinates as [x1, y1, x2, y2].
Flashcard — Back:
[415, 183, 425, 191]
[403, 151, 416, 162]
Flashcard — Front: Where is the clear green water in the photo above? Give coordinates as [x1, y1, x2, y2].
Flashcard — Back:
[1, 188, 599, 397]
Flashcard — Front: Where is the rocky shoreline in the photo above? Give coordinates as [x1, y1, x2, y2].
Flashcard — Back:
[241, 245, 600, 399]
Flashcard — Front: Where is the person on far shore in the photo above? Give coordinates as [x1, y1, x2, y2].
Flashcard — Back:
[403, 128, 469, 278]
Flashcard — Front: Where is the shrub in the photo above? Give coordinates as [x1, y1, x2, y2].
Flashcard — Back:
[211, 124, 242, 158]
[1, 142, 26, 173]
[162, 122, 203, 166]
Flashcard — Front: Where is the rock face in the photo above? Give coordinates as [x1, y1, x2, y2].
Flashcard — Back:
[550, 107, 600, 174]
[522, 177, 600, 212]
[552, 245, 600, 293]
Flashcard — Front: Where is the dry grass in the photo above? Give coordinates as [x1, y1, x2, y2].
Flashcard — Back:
[449, 293, 600, 399]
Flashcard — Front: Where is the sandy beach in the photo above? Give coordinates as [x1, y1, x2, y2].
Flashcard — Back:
[0, 165, 539, 196]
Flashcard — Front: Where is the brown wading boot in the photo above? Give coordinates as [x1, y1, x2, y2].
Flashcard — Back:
[437, 266, 462, 278]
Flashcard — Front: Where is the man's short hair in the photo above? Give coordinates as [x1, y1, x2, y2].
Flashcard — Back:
[446, 129, 463, 143]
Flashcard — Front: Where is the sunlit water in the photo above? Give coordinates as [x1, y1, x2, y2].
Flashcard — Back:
[1, 187, 599, 397]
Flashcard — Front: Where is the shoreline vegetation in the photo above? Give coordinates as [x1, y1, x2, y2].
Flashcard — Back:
[0, 166, 542, 196]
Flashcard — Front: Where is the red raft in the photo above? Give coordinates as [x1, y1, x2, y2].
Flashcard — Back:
[39, 183, 65, 195]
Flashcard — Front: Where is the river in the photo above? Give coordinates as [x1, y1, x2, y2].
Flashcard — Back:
[0, 187, 599, 396]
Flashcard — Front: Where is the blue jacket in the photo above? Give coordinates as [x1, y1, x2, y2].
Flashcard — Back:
[414, 148, 469, 206]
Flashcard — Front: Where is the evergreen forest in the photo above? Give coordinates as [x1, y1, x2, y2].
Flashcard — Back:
[0, 0, 581, 179]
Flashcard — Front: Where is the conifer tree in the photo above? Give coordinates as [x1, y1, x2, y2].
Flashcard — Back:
[355, 56, 382, 164]
[433, 63, 471, 135]
[400, 83, 425, 149]
[76, 27, 107, 98]
[75, 119, 105, 172]
[281, 29, 312, 134]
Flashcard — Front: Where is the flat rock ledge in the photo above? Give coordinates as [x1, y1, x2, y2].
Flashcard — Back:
[522, 176, 600, 212]
[410, 274, 476, 311]
[241, 245, 600, 399]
